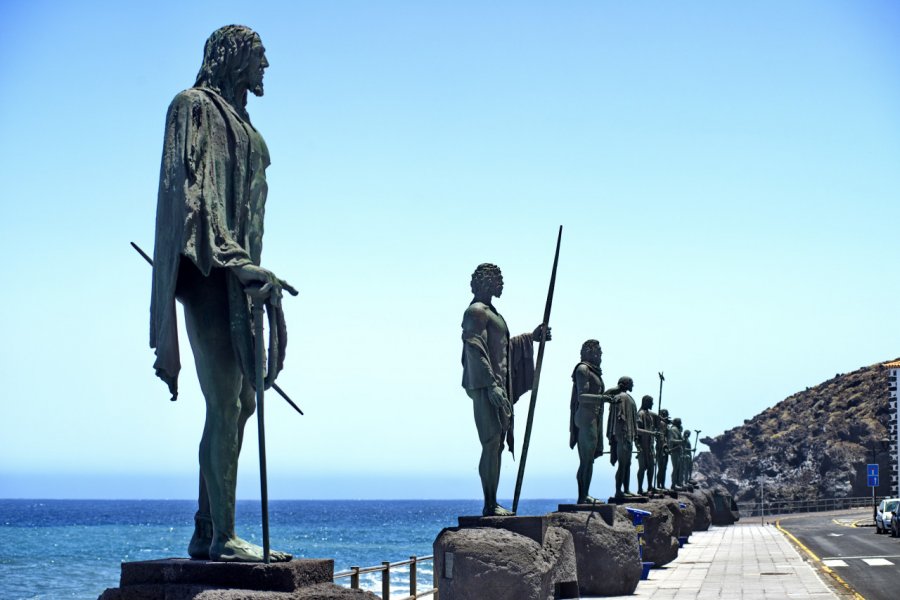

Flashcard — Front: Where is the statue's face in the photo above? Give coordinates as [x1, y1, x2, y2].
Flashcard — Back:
[622, 379, 634, 392]
[489, 272, 504, 298]
[247, 39, 269, 96]
[583, 345, 601, 365]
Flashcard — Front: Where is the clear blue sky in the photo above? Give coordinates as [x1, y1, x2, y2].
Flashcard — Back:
[1, 0, 898, 500]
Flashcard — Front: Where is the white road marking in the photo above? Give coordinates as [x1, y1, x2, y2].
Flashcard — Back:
[822, 554, 900, 560]
[823, 559, 848, 567]
[827, 533, 843, 537]
[861, 558, 894, 566]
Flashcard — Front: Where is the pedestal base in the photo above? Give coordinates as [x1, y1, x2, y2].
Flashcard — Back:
[98, 558, 378, 600]
[457, 515, 548, 545]
[556, 503, 615, 527]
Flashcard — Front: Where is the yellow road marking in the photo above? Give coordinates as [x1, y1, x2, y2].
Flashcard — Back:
[832, 518, 867, 528]
[776, 519, 865, 600]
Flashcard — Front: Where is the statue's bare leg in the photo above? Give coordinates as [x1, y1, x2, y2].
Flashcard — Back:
[471, 390, 512, 516]
[181, 268, 291, 562]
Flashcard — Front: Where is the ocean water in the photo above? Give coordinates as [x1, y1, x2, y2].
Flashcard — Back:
[0, 498, 565, 599]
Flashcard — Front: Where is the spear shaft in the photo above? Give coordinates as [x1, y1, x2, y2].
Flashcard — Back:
[130, 241, 303, 415]
[512, 225, 562, 514]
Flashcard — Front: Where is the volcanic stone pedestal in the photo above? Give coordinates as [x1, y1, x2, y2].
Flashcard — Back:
[681, 491, 711, 532]
[434, 516, 579, 600]
[97, 558, 379, 600]
[556, 503, 615, 526]
[549, 508, 641, 597]
[617, 501, 679, 568]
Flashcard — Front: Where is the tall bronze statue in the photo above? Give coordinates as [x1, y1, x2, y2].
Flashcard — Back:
[461, 264, 549, 516]
[667, 417, 684, 490]
[150, 25, 292, 562]
[636, 395, 657, 496]
[654, 408, 670, 490]
[606, 376, 638, 498]
[569, 340, 616, 503]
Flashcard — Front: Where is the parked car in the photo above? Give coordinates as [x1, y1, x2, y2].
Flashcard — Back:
[876, 498, 899, 534]
[892, 507, 900, 537]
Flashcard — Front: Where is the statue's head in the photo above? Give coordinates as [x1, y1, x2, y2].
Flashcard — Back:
[659, 408, 669, 419]
[195, 25, 268, 102]
[580, 339, 601, 364]
[470, 263, 503, 298]
[673, 417, 682, 427]
[641, 395, 653, 410]
[617, 376, 634, 392]
[684, 430, 691, 439]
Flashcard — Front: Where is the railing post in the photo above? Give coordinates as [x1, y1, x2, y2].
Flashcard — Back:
[410, 555, 418, 598]
[350, 566, 360, 589]
[382, 561, 391, 599]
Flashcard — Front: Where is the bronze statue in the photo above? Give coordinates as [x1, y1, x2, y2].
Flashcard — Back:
[606, 376, 638, 498]
[150, 25, 292, 562]
[667, 417, 684, 490]
[682, 429, 694, 486]
[636, 395, 657, 495]
[568, 340, 616, 503]
[461, 263, 548, 516]
[654, 408, 670, 490]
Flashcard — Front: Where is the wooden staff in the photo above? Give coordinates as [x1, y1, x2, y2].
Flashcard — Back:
[512, 226, 562, 514]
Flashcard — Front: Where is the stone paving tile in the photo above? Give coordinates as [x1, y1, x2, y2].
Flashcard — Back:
[586, 523, 837, 599]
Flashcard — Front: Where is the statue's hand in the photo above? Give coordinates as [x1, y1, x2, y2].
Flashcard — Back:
[232, 264, 293, 304]
[488, 384, 511, 416]
[532, 324, 552, 342]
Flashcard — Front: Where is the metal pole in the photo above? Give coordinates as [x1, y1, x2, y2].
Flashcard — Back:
[382, 561, 391, 600]
[350, 567, 360, 589]
[657, 372, 664, 413]
[252, 297, 270, 563]
[512, 225, 563, 514]
[410, 555, 417, 598]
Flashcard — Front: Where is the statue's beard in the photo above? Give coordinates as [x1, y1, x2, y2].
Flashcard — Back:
[252, 82, 264, 97]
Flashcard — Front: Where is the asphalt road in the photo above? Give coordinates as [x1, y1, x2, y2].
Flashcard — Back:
[776, 509, 900, 600]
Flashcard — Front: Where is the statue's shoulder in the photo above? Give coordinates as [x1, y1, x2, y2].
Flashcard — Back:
[463, 302, 492, 322]
[168, 87, 221, 115]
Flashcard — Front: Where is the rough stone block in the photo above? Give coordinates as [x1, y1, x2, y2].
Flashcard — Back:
[548, 509, 641, 596]
[556, 503, 615, 526]
[433, 524, 578, 600]
[617, 500, 679, 567]
[457, 514, 548, 545]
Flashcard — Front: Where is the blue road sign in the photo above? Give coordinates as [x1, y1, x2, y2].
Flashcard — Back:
[867, 464, 879, 477]
[868, 475, 879, 487]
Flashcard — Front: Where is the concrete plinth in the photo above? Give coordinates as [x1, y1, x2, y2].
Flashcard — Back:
[607, 495, 649, 505]
[97, 559, 378, 600]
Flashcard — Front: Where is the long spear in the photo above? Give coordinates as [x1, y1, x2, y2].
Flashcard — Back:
[657, 372, 665, 413]
[512, 225, 562, 514]
[130, 241, 304, 416]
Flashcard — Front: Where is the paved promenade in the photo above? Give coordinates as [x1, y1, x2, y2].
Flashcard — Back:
[592, 523, 838, 599]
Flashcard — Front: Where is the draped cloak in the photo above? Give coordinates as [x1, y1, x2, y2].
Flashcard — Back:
[606, 391, 637, 466]
[150, 87, 280, 400]
[461, 301, 534, 454]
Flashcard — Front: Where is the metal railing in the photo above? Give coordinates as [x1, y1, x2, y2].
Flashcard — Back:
[334, 554, 438, 599]
[737, 496, 874, 518]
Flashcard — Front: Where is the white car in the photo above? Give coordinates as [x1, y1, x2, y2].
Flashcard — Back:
[876, 498, 899, 534]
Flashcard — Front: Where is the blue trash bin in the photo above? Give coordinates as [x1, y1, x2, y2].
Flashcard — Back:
[626, 507, 654, 579]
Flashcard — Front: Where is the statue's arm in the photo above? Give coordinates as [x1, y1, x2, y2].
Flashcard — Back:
[461, 304, 497, 390]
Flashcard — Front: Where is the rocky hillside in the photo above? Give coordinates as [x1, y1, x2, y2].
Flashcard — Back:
[694, 360, 895, 504]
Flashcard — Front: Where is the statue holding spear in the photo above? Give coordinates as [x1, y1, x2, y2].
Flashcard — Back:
[460, 228, 558, 516]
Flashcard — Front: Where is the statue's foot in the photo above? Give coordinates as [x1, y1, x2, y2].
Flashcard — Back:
[637, 488, 645, 496]
[188, 516, 213, 560]
[582, 495, 601, 504]
[483, 504, 514, 517]
[209, 536, 292, 562]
